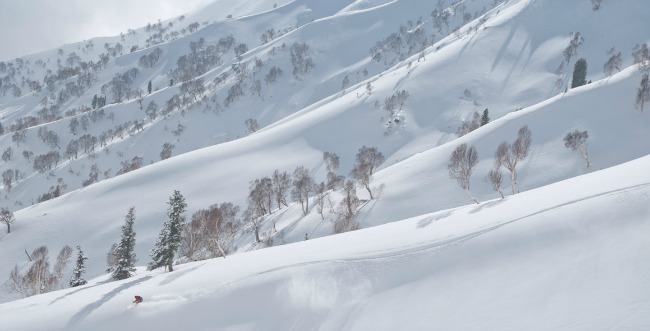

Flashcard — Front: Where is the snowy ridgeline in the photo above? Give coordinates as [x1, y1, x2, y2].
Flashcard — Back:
[0, 0, 649, 329]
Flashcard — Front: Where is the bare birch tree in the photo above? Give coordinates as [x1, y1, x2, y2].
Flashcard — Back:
[323, 152, 344, 190]
[564, 130, 590, 168]
[334, 180, 361, 233]
[502, 125, 532, 194]
[350, 146, 385, 199]
[448, 143, 479, 204]
[272, 169, 292, 209]
[486, 168, 505, 199]
[291, 166, 315, 215]
[314, 182, 328, 220]
[0, 207, 14, 233]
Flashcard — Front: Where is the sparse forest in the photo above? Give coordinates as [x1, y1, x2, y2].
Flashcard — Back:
[0, 2, 648, 325]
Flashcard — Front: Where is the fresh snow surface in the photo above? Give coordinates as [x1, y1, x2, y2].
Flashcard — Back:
[0, 0, 649, 329]
[1, 154, 649, 330]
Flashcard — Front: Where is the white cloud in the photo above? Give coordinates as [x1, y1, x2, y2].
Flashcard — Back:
[0, 0, 213, 61]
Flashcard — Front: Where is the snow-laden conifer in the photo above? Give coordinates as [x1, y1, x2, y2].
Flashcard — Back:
[111, 207, 137, 280]
[69, 246, 88, 287]
[148, 190, 187, 272]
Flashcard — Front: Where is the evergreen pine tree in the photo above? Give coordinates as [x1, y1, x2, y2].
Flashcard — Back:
[571, 58, 588, 88]
[97, 95, 106, 108]
[111, 207, 137, 280]
[480, 109, 490, 126]
[91, 94, 98, 109]
[147, 80, 152, 94]
[148, 190, 187, 272]
[69, 246, 88, 287]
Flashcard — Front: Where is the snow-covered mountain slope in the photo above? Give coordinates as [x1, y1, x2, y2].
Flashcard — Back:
[1, 154, 649, 330]
[0, 0, 649, 326]
[2, 0, 647, 213]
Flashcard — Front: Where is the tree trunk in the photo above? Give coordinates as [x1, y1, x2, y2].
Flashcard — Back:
[365, 184, 373, 200]
[254, 224, 261, 243]
[216, 240, 227, 258]
[510, 170, 517, 195]
[465, 189, 479, 204]
[582, 147, 590, 168]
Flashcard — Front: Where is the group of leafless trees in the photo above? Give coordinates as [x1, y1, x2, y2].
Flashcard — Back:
[241, 146, 385, 244]
[2, 169, 18, 193]
[0, 25, 322, 210]
[456, 109, 489, 137]
[158, 146, 385, 266]
[101, 68, 140, 103]
[33, 151, 61, 173]
[563, 32, 585, 66]
[170, 36, 235, 83]
[382, 90, 410, 134]
[1, 104, 150, 200]
[4, 145, 386, 296]
[138, 47, 164, 68]
[180, 203, 240, 261]
[449, 124, 599, 202]
[368, 0, 494, 68]
[290, 42, 315, 79]
[370, 19, 429, 66]
[37, 178, 67, 203]
[7, 245, 73, 298]
[449, 125, 532, 203]
[265, 66, 283, 84]
[0, 13, 292, 210]
[2, 109, 144, 198]
[603, 47, 622, 77]
[259, 26, 293, 46]
[331, 147, 385, 232]
[116, 156, 144, 175]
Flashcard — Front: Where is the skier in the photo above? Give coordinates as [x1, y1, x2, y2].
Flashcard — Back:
[133, 295, 143, 304]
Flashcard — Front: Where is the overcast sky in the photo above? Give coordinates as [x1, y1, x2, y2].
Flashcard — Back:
[0, 0, 213, 61]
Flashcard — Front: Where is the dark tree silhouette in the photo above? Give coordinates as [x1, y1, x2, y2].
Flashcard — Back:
[0, 207, 15, 233]
[571, 58, 587, 88]
[69, 246, 88, 287]
[111, 207, 137, 280]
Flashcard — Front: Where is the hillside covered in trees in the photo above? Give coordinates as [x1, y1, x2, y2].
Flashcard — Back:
[0, 0, 648, 329]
